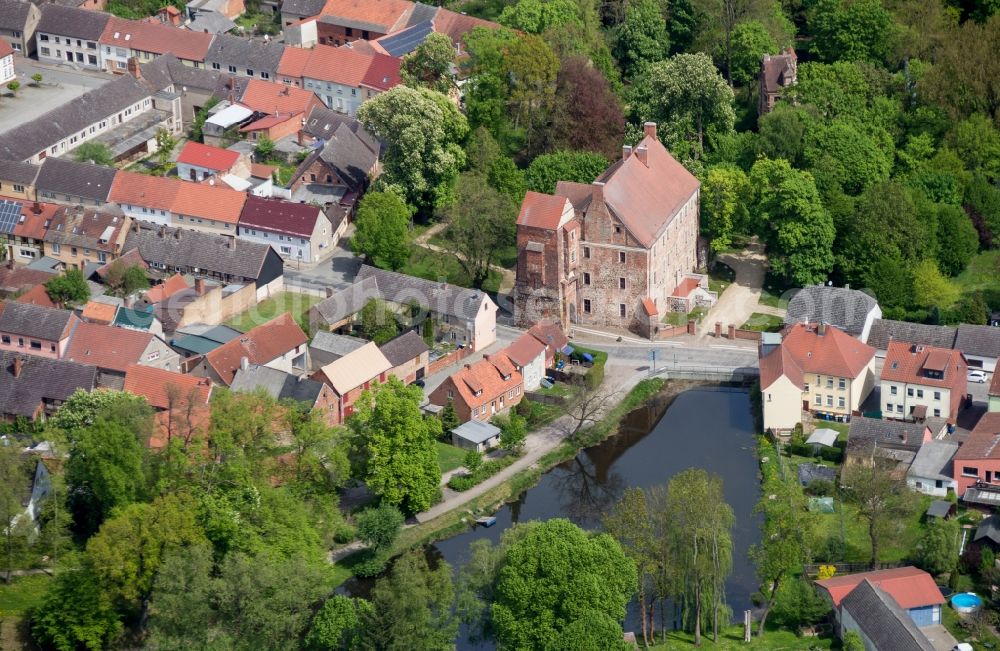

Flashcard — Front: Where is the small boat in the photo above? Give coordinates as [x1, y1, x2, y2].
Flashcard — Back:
[476, 516, 497, 527]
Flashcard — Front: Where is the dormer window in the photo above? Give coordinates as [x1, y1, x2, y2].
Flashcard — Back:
[473, 390, 482, 397]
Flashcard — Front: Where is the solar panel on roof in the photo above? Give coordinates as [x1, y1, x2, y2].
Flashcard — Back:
[379, 20, 434, 57]
[0, 199, 22, 235]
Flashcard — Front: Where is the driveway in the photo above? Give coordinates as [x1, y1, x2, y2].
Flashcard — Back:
[284, 240, 362, 294]
[921, 623, 959, 651]
[698, 239, 784, 337]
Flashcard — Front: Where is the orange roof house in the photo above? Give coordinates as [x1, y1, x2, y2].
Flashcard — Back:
[109, 170, 247, 233]
[15, 284, 57, 308]
[176, 141, 241, 173]
[100, 17, 213, 67]
[123, 364, 212, 410]
[428, 353, 524, 424]
[193, 312, 309, 385]
[880, 341, 967, 423]
[63, 322, 179, 382]
[81, 300, 120, 325]
[237, 79, 325, 142]
[759, 322, 876, 432]
[815, 566, 945, 611]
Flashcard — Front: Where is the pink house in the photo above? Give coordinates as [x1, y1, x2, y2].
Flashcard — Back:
[0, 301, 78, 359]
[954, 413, 1000, 502]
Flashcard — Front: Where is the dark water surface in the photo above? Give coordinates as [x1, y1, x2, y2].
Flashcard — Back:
[350, 387, 761, 649]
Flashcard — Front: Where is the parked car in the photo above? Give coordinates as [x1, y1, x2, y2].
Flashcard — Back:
[969, 370, 988, 383]
[952, 644, 973, 651]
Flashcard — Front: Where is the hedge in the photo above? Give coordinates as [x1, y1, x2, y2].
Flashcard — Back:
[447, 455, 518, 491]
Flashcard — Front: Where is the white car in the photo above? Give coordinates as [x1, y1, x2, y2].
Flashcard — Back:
[952, 644, 974, 651]
[969, 370, 988, 383]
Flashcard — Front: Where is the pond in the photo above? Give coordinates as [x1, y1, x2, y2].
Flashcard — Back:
[348, 386, 762, 648]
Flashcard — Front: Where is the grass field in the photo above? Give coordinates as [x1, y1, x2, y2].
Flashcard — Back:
[225, 291, 321, 332]
[651, 625, 834, 649]
[0, 573, 51, 615]
[741, 312, 784, 332]
[437, 441, 467, 474]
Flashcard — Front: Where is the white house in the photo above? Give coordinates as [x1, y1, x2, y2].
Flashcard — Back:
[906, 440, 958, 498]
[35, 5, 108, 70]
[880, 341, 968, 423]
[504, 331, 547, 392]
[237, 196, 340, 264]
[0, 39, 15, 85]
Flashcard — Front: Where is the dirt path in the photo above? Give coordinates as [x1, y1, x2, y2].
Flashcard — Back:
[697, 239, 783, 337]
[413, 223, 516, 294]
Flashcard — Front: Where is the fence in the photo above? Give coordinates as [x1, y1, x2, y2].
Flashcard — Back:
[524, 391, 569, 406]
[653, 364, 759, 384]
[427, 346, 472, 375]
[802, 561, 906, 578]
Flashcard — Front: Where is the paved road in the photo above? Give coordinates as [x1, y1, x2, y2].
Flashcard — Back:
[284, 240, 362, 294]
[698, 238, 785, 337]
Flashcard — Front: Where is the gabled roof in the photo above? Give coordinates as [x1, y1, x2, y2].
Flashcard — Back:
[955, 324, 1000, 360]
[0, 351, 96, 418]
[64, 322, 158, 373]
[975, 513, 1000, 545]
[44, 206, 127, 252]
[839, 580, 935, 651]
[504, 331, 546, 368]
[35, 158, 117, 203]
[437, 353, 522, 408]
[292, 119, 378, 192]
[360, 52, 402, 90]
[239, 196, 325, 238]
[100, 16, 214, 62]
[280, 0, 324, 17]
[0, 301, 77, 340]
[239, 78, 318, 115]
[759, 323, 875, 390]
[882, 341, 967, 389]
[144, 274, 189, 304]
[110, 170, 247, 224]
[784, 285, 879, 336]
[517, 192, 571, 230]
[230, 363, 327, 404]
[123, 223, 277, 282]
[203, 313, 307, 385]
[15, 284, 56, 308]
[310, 330, 367, 356]
[316, 0, 414, 33]
[866, 319, 957, 352]
[205, 33, 285, 75]
[81, 300, 119, 324]
[176, 141, 241, 171]
[311, 275, 380, 325]
[451, 419, 501, 445]
[123, 364, 211, 409]
[761, 50, 797, 95]
[528, 320, 569, 352]
[0, 0, 35, 32]
[815, 566, 944, 610]
[317, 340, 392, 395]
[355, 264, 494, 322]
[0, 265, 55, 294]
[0, 159, 40, 186]
[301, 105, 379, 150]
[907, 439, 958, 482]
[954, 412, 1000, 461]
[379, 330, 428, 366]
[294, 44, 372, 86]
[847, 416, 929, 451]
[430, 6, 498, 44]
[37, 4, 110, 40]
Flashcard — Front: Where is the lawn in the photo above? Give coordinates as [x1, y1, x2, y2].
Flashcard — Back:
[810, 493, 929, 565]
[740, 312, 784, 332]
[759, 286, 791, 309]
[225, 291, 321, 332]
[708, 260, 736, 296]
[0, 573, 51, 615]
[330, 550, 368, 588]
[650, 625, 834, 649]
[401, 246, 502, 296]
[942, 603, 1000, 651]
[953, 249, 1000, 308]
[437, 441, 467, 474]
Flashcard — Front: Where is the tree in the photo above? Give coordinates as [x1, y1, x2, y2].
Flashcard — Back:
[349, 377, 442, 514]
[283, 404, 350, 493]
[691, 0, 788, 85]
[916, 518, 959, 576]
[147, 544, 216, 649]
[48, 388, 150, 433]
[803, 119, 894, 195]
[45, 268, 91, 306]
[358, 299, 400, 345]
[103, 260, 149, 297]
[936, 203, 979, 276]
[155, 128, 177, 169]
[807, 0, 894, 63]
[630, 53, 735, 160]
[729, 20, 778, 87]
[73, 141, 114, 166]
[749, 158, 835, 286]
[31, 554, 124, 651]
[612, 0, 667, 79]
[438, 172, 516, 288]
[0, 445, 30, 581]
[486, 156, 526, 201]
[352, 191, 411, 271]
[702, 164, 751, 251]
[498, 0, 579, 34]
[549, 56, 626, 160]
[956, 291, 989, 326]
[948, 114, 1000, 184]
[499, 34, 560, 155]
[254, 135, 276, 160]
[7, 80, 19, 97]
[189, 97, 220, 143]
[359, 550, 457, 651]
[401, 32, 455, 95]
[357, 86, 468, 213]
[604, 488, 657, 646]
[305, 595, 371, 651]
[440, 400, 460, 433]
[561, 383, 620, 442]
[489, 519, 636, 650]
[756, 103, 809, 163]
[355, 503, 404, 552]
[843, 630, 865, 651]
[525, 150, 608, 194]
[911, 259, 959, 310]
[30, 72, 42, 86]
[496, 412, 527, 453]
[841, 459, 920, 568]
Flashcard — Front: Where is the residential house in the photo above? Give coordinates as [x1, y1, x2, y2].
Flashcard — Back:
[906, 439, 958, 497]
[80, 298, 121, 325]
[15, 284, 56, 308]
[111, 171, 247, 236]
[527, 319, 570, 368]
[308, 275, 378, 333]
[192, 312, 309, 385]
[35, 158, 116, 207]
[784, 285, 882, 341]
[205, 33, 285, 81]
[0, 351, 96, 422]
[973, 514, 1000, 553]
[308, 331, 366, 369]
[0, 262, 53, 296]
[230, 363, 340, 425]
[289, 107, 379, 201]
[845, 416, 935, 470]
[303, 0, 415, 45]
[176, 141, 250, 182]
[355, 264, 498, 352]
[139, 52, 234, 124]
[35, 4, 109, 69]
[43, 205, 130, 269]
[0, 0, 41, 55]
[0, 37, 12, 85]
[235, 79, 325, 143]
[954, 324, 1000, 372]
[990, 371, 1000, 412]
[123, 363, 212, 410]
[278, 44, 400, 114]
[838, 580, 936, 651]
[759, 323, 877, 432]
[865, 319, 957, 358]
[815, 566, 945, 628]
[953, 412, 1000, 504]
[504, 331, 546, 391]
[312, 340, 392, 421]
[0, 161, 41, 201]
[6, 199, 57, 262]
[237, 196, 339, 263]
[450, 420, 501, 453]
[881, 341, 968, 423]
[0, 301, 78, 358]
[99, 17, 213, 72]
[150, 278, 256, 334]
[279, 0, 323, 27]
[122, 222, 284, 299]
[380, 330, 428, 384]
[758, 48, 797, 115]
[185, 0, 244, 33]
[64, 321, 179, 387]
[429, 353, 523, 423]
[513, 123, 705, 332]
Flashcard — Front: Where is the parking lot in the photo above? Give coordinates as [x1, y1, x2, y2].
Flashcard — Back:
[0, 57, 112, 134]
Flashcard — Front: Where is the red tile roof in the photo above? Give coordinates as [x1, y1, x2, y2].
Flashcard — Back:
[251, 163, 276, 179]
[318, 0, 413, 32]
[504, 332, 546, 368]
[95, 248, 147, 279]
[12, 199, 60, 241]
[517, 192, 570, 230]
[204, 313, 308, 385]
[0, 39, 13, 59]
[641, 297, 657, 316]
[0, 266, 55, 293]
[815, 566, 945, 609]
[954, 412, 1000, 461]
[671, 277, 700, 299]
[528, 320, 569, 352]
[109, 171, 247, 225]
[15, 284, 56, 308]
[240, 79, 319, 116]
[759, 323, 875, 390]
[144, 274, 189, 304]
[882, 341, 967, 389]
[81, 300, 119, 324]
[64, 322, 156, 373]
[360, 53, 401, 90]
[123, 363, 211, 410]
[239, 196, 323, 238]
[432, 8, 498, 44]
[100, 17, 213, 62]
[278, 46, 312, 79]
[441, 353, 522, 409]
[176, 141, 240, 172]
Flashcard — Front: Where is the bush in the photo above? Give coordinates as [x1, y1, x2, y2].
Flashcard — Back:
[446, 455, 517, 492]
[786, 441, 814, 457]
[819, 446, 843, 464]
[805, 479, 834, 496]
[352, 549, 392, 577]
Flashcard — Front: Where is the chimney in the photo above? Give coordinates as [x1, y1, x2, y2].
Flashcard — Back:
[194, 278, 205, 296]
[126, 57, 142, 80]
[643, 121, 657, 140]
[817, 323, 827, 336]
[622, 144, 633, 161]
[31, 201, 41, 215]
[464, 363, 472, 370]
[12, 357, 22, 377]
[5, 258, 12, 270]
[591, 180, 604, 206]
[228, 236, 236, 249]
[325, 287, 334, 298]
[240, 356, 249, 371]
[132, 220, 140, 234]
[634, 145, 648, 167]
[158, 225, 166, 238]
[174, 228, 181, 240]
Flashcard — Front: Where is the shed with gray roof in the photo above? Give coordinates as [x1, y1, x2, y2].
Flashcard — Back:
[839, 580, 936, 651]
[865, 319, 957, 355]
[230, 363, 328, 406]
[955, 324, 1000, 372]
[309, 331, 367, 368]
[379, 330, 428, 367]
[906, 439, 958, 497]
[451, 420, 501, 452]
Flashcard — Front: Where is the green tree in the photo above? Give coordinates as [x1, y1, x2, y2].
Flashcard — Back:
[936, 203, 979, 276]
[630, 53, 735, 160]
[790, 61, 871, 120]
[349, 377, 442, 513]
[612, 0, 667, 79]
[305, 595, 372, 651]
[749, 158, 835, 286]
[911, 259, 959, 310]
[956, 291, 989, 325]
[283, 404, 350, 493]
[525, 150, 608, 194]
[438, 172, 516, 288]
[49, 388, 150, 433]
[254, 135, 276, 160]
[841, 459, 920, 568]
[44, 268, 91, 306]
[496, 412, 527, 453]
[756, 103, 809, 163]
[692, 0, 789, 85]
[352, 191, 411, 271]
[31, 554, 124, 651]
[73, 141, 115, 166]
[357, 86, 468, 213]
[843, 630, 865, 651]
[729, 20, 778, 87]
[807, 0, 894, 63]
[803, 119, 893, 195]
[464, 449, 483, 472]
[498, 0, 580, 34]
[30, 72, 42, 86]
[948, 114, 1000, 184]
[440, 400, 460, 433]
[0, 445, 30, 581]
[500, 34, 560, 155]
[358, 299, 400, 345]
[7, 80, 20, 97]
[916, 517, 959, 576]
[103, 260, 149, 297]
[155, 128, 177, 169]
[401, 32, 455, 95]
[359, 549, 457, 651]
[702, 164, 751, 251]
[486, 156, 526, 201]
[603, 488, 657, 646]
[355, 503, 404, 552]
[189, 97, 220, 143]
[147, 544, 216, 649]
